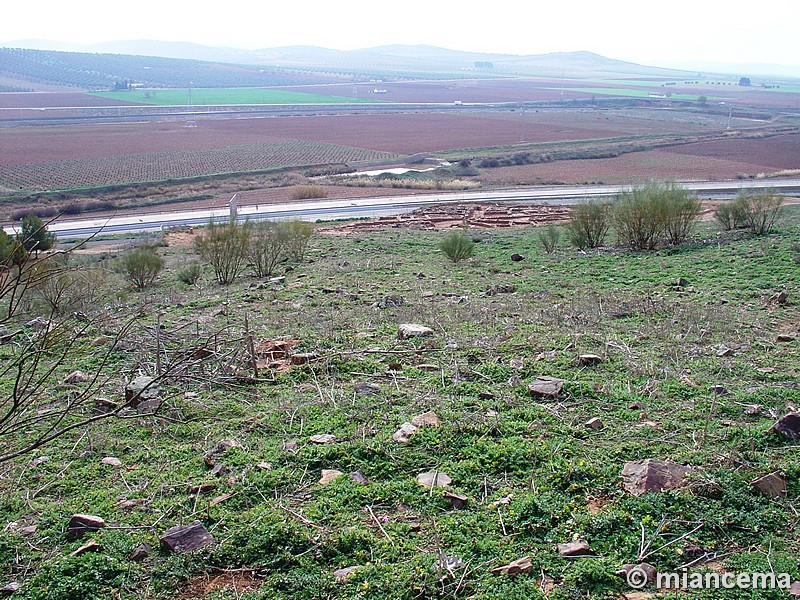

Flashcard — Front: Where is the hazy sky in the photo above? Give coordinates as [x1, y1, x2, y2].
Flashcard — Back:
[3, 0, 799, 66]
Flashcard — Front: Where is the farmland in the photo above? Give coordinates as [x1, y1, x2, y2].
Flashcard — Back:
[91, 88, 380, 105]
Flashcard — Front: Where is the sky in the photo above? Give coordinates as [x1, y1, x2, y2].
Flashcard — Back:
[3, 0, 799, 67]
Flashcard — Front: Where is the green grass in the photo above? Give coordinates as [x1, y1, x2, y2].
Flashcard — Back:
[561, 87, 709, 101]
[90, 88, 383, 106]
[1, 207, 799, 599]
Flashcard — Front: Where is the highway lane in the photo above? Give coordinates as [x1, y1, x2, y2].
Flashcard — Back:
[5, 178, 800, 239]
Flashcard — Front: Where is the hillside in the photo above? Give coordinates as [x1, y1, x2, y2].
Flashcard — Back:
[0, 44, 693, 91]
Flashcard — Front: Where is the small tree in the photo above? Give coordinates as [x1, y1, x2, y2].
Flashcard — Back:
[613, 182, 669, 251]
[119, 245, 164, 289]
[195, 219, 252, 284]
[662, 186, 702, 245]
[249, 221, 287, 277]
[440, 231, 475, 262]
[19, 214, 56, 256]
[566, 202, 612, 250]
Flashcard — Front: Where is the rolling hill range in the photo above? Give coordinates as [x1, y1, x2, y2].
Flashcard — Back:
[0, 43, 694, 92]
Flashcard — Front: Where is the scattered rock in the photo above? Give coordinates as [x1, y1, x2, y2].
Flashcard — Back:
[354, 382, 381, 396]
[349, 471, 370, 485]
[204, 439, 242, 466]
[716, 345, 734, 357]
[509, 358, 524, 369]
[769, 291, 789, 305]
[628, 401, 647, 410]
[290, 352, 319, 365]
[478, 391, 495, 400]
[511, 253, 525, 262]
[129, 542, 151, 561]
[0, 329, 22, 345]
[392, 422, 418, 444]
[209, 493, 233, 507]
[66, 514, 105, 541]
[100, 457, 122, 467]
[585, 417, 604, 430]
[397, 324, 433, 340]
[491, 556, 533, 576]
[709, 385, 729, 395]
[578, 354, 604, 367]
[528, 376, 565, 399]
[417, 471, 452, 489]
[378, 295, 404, 308]
[488, 494, 514, 508]
[557, 540, 591, 556]
[188, 484, 217, 495]
[437, 554, 465, 572]
[616, 563, 657, 586]
[319, 469, 344, 485]
[26, 316, 49, 329]
[160, 521, 214, 554]
[777, 334, 796, 343]
[744, 404, 763, 416]
[309, 434, 336, 444]
[333, 566, 361, 582]
[64, 370, 89, 384]
[443, 491, 468, 509]
[31, 456, 49, 466]
[0, 582, 21, 594]
[17, 525, 37, 536]
[70, 541, 101, 557]
[416, 363, 440, 372]
[257, 461, 272, 470]
[751, 471, 787, 498]
[621, 460, 691, 496]
[535, 350, 558, 362]
[771, 413, 800, 439]
[283, 440, 300, 452]
[125, 375, 160, 408]
[790, 580, 800, 596]
[411, 411, 440, 428]
[676, 277, 690, 288]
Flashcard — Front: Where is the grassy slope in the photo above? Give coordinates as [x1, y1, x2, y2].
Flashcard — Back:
[0, 209, 798, 599]
[90, 88, 382, 106]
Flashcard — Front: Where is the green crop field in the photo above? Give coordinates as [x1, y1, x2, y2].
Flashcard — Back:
[91, 88, 383, 106]
[562, 87, 706, 101]
[1, 200, 798, 599]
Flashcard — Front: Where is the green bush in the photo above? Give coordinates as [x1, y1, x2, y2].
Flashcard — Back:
[176, 262, 202, 285]
[250, 221, 288, 276]
[278, 219, 314, 262]
[714, 201, 746, 231]
[439, 231, 475, 262]
[612, 181, 700, 250]
[538, 224, 561, 254]
[118, 245, 164, 289]
[566, 202, 612, 250]
[195, 219, 252, 284]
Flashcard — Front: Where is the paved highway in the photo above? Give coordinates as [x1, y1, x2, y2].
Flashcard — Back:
[6, 178, 800, 239]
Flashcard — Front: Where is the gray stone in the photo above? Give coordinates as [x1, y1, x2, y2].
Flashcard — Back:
[771, 413, 800, 439]
[491, 556, 532, 576]
[751, 471, 787, 498]
[125, 375, 160, 408]
[354, 382, 381, 396]
[129, 542, 151, 561]
[64, 370, 89, 384]
[417, 471, 452, 488]
[397, 324, 433, 340]
[392, 422, 418, 444]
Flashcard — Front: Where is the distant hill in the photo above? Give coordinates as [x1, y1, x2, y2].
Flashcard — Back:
[0, 42, 695, 92]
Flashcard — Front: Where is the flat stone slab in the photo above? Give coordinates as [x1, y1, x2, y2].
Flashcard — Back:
[751, 471, 787, 498]
[528, 376, 565, 399]
[397, 324, 433, 340]
[417, 471, 452, 489]
[160, 521, 214, 554]
[491, 556, 533, 576]
[771, 413, 800, 439]
[557, 540, 591, 556]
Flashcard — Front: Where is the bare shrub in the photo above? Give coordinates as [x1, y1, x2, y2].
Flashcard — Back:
[663, 187, 702, 245]
[195, 219, 252, 284]
[30, 258, 107, 313]
[714, 201, 746, 231]
[735, 190, 784, 235]
[566, 202, 612, 250]
[289, 185, 328, 200]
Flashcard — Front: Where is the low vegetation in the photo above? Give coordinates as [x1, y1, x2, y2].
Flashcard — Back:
[0, 205, 798, 600]
[439, 231, 476, 262]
